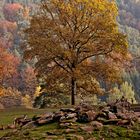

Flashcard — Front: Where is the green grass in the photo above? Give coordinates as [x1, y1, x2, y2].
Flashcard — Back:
[0, 107, 57, 138]
[0, 107, 57, 125]
[29, 122, 59, 138]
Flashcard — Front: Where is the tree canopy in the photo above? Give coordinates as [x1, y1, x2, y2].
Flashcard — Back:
[23, 0, 130, 105]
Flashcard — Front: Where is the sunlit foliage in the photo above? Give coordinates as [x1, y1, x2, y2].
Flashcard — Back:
[23, 0, 130, 105]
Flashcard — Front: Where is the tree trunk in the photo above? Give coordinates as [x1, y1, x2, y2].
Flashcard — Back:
[71, 77, 76, 105]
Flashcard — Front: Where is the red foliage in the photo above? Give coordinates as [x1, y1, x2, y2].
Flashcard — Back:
[3, 3, 23, 22]
[0, 43, 20, 87]
[0, 20, 17, 35]
[0, 20, 17, 48]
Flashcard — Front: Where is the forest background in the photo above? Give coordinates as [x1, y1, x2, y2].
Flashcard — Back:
[0, 0, 140, 108]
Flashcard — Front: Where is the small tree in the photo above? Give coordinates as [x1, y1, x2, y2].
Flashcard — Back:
[107, 87, 123, 103]
[23, 0, 129, 105]
[121, 81, 137, 103]
[107, 81, 137, 103]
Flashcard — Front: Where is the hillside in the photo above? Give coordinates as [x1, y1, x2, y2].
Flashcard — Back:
[116, 0, 140, 100]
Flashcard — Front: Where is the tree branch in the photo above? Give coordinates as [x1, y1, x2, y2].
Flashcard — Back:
[78, 46, 114, 65]
[53, 58, 70, 73]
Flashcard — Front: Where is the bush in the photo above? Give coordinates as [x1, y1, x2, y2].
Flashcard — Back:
[21, 94, 33, 108]
[33, 92, 70, 108]
[0, 87, 21, 108]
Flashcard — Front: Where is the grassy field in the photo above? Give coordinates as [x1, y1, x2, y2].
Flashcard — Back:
[0, 107, 57, 125]
[0, 107, 57, 138]
[0, 107, 140, 140]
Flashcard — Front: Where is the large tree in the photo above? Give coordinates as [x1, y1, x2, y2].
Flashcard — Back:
[23, 0, 130, 105]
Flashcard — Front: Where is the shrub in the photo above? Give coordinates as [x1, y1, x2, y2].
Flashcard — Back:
[0, 87, 21, 108]
[33, 92, 70, 108]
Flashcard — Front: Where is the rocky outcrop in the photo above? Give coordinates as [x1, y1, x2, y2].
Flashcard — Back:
[1, 97, 140, 131]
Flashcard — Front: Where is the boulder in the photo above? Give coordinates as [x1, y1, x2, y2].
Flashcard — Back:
[6, 124, 16, 129]
[85, 110, 97, 121]
[117, 120, 132, 126]
[107, 112, 117, 120]
[137, 117, 140, 123]
[22, 121, 36, 129]
[116, 112, 128, 120]
[53, 111, 64, 121]
[109, 105, 118, 113]
[17, 118, 32, 127]
[32, 115, 41, 121]
[60, 113, 77, 121]
[126, 112, 138, 121]
[102, 107, 110, 114]
[77, 113, 89, 122]
[37, 117, 53, 125]
[90, 121, 103, 130]
[65, 113, 77, 119]
[77, 110, 96, 123]
[96, 117, 107, 124]
[134, 112, 140, 117]
[108, 96, 131, 113]
[39, 112, 54, 119]
[96, 112, 108, 120]
[60, 108, 76, 113]
[37, 119, 48, 125]
[60, 117, 77, 123]
[116, 112, 138, 121]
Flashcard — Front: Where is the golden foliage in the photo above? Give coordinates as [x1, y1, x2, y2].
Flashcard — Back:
[34, 86, 41, 98]
[108, 82, 137, 104]
[0, 87, 21, 98]
[22, 94, 33, 108]
[0, 87, 21, 107]
[23, 0, 130, 104]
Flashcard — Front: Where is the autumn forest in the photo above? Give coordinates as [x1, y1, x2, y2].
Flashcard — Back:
[0, 0, 140, 139]
[0, 0, 139, 108]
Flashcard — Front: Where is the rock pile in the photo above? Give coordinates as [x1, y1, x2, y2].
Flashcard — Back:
[1, 97, 140, 130]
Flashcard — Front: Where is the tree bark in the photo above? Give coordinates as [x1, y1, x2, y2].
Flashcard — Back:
[71, 77, 76, 105]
